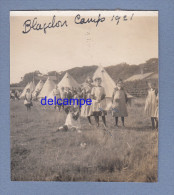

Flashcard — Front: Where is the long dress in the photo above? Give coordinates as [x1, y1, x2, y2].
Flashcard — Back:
[81, 83, 93, 117]
[112, 89, 128, 117]
[144, 89, 158, 117]
[90, 86, 107, 116]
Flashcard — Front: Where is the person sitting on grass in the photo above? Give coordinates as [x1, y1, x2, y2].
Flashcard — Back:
[24, 88, 33, 111]
[111, 79, 128, 127]
[57, 105, 81, 131]
[144, 82, 158, 130]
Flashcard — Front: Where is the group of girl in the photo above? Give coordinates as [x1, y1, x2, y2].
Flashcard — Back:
[23, 76, 158, 131]
[80, 76, 128, 129]
[63, 76, 158, 131]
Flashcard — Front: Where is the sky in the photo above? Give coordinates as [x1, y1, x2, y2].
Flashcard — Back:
[10, 11, 158, 84]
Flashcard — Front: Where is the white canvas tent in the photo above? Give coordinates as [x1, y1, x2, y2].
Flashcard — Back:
[30, 81, 36, 93]
[37, 77, 56, 99]
[47, 90, 54, 100]
[32, 80, 44, 97]
[57, 72, 80, 89]
[20, 82, 30, 99]
[93, 66, 116, 98]
[20, 81, 36, 99]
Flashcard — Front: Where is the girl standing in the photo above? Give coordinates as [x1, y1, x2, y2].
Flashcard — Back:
[154, 92, 159, 130]
[90, 77, 107, 128]
[144, 82, 158, 129]
[81, 77, 94, 125]
[52, 86, 61, 111]
[24, 88, 33, 111]
[111, 80, 128, 127]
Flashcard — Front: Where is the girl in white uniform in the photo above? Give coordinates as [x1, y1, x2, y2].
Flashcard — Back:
[90, 77, 107, 127]
[144, 82, 158, 129]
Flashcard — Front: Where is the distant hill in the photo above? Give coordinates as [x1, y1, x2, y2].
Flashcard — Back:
[10, 58, 158, 88]
[106, 58, 158, 82]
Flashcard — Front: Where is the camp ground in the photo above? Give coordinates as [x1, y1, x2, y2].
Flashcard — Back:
[17, 68, 136, 103]
[10, 63, 158, 182]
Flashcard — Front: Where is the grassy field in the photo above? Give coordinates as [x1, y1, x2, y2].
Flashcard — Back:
[10, 98, 158, 182]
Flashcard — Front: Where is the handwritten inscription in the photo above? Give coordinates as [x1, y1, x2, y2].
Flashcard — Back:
[22, 13, 134, 34]
[23, 15, 68, 34]
[111, 13, 134, 25]
[74, 14, 105, 27]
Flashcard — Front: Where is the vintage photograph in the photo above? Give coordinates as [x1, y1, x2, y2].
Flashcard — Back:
[10, 11, 158, 182]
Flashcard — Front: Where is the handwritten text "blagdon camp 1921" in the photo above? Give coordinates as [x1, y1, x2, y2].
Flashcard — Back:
[22, 13, 134, 34]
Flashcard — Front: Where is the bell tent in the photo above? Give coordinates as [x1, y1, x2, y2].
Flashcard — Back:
[30, 81, 36, 93]
[37, 77, 56, 99]
[93, 66, 116, 98]
[20, 82, 30, 99]
[20, 81, 36, 99]
[57, 72, 80, 89]
[32, 80, 44, 97]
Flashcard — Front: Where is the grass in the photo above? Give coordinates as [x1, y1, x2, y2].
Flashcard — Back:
[10, 98, 158, 182]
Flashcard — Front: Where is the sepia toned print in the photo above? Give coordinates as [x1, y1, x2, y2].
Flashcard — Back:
[10, 11, 158, 182]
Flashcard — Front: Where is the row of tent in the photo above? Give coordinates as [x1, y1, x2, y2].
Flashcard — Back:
[20, 66, 119, 99]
